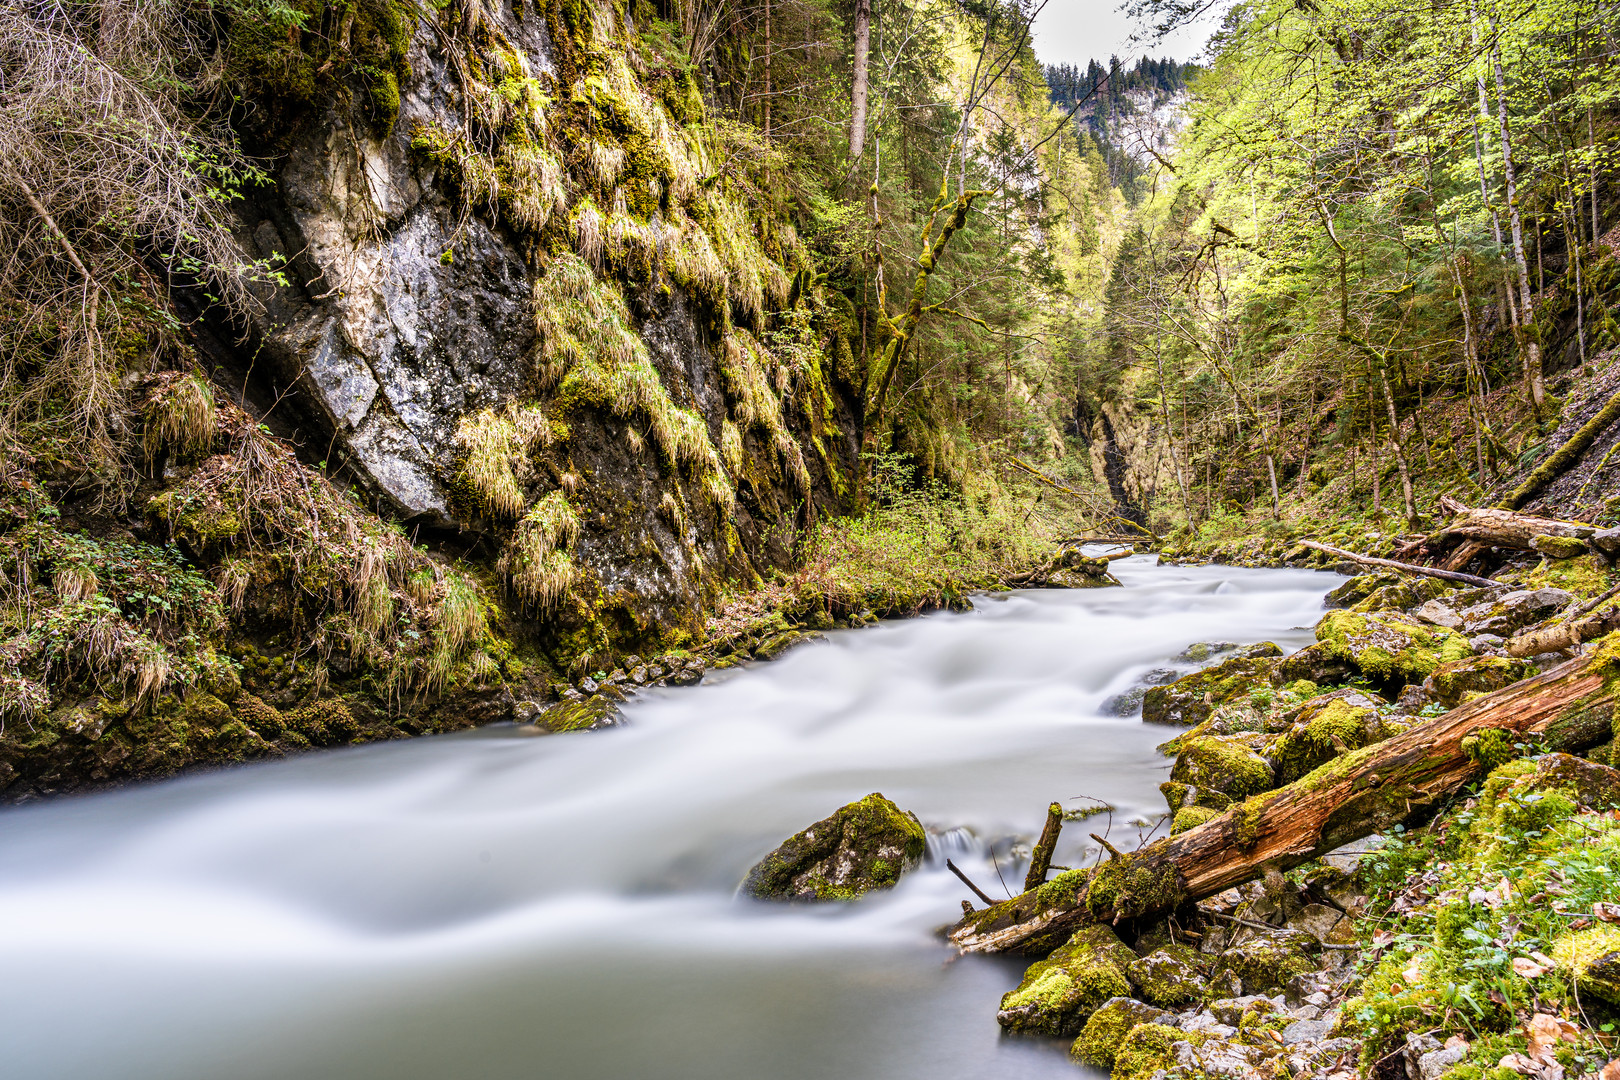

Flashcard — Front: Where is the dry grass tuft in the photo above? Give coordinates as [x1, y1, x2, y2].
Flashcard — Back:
[453, 408, 528, 517]
[499, 491, 581, 610]
[143, 372, 216, 464]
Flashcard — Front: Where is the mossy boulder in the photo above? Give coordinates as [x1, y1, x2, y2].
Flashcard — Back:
[1142, 645, 1283, 727]
[535, 696, 624, 733]
[1268, 689, 1391, 785]
[1552, 925, 1620, 1005]
[1070, 997, 1173, 1069]
[1277, 643, 1357, 686]
[1170, 735, 1275, 802]
[1160, 780, 1232, 815]
[1419, 655, 1533, 709]
[1324, 572, 1402, 609]
[1111, 1022, 1192, 1080]
[1171, 805, 1221, 834]
[1213, 928, 1319, 993]
[741, 793, 925, 902]
[1126, 943, 1211, 1007]
[1315, 610, 1472, 686]
[997, 924, 1139, 1037]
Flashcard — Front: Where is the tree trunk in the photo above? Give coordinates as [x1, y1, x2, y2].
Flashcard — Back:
[1297, 540, 1498, 588]
[849, 0, 871, 160]
[1378, 365, 1417, 525]
[1493, 35, 1544, 415]
[1438, 497, 1599, 548]
[948, 648, 1617, 955]
[762, 0, 771, 137]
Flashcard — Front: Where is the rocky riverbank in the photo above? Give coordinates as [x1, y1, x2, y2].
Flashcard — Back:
[967, 556, 1620, 1077]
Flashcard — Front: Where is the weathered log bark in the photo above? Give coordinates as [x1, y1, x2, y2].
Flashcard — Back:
[1024, 802, 1064, 892]
[1298, 540, 1497, 588]
[946, 644, 1618, 955]
[1436, 496, 1597, 550]
[1506, 606, 1620, 658]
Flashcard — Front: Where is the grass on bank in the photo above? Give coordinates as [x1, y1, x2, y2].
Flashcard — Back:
[706, 453, 1058, 640]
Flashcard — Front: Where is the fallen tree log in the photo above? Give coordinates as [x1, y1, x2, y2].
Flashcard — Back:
[1501, 389, 1620, 510]
[1435, 496, 1597, 552]
[946, 640, 1620, 955]
[1506, 606, 1620, 658]
[1298, 540, 1497, 588]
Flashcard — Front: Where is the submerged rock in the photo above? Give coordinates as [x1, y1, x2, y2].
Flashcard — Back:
[740, 793, 925, 902]
[533, 697, 624, 733]
[997, 924, 1139, 1037]
[1142, 645, 1283, 727]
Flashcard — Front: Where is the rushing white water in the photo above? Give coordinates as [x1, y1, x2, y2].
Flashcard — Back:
[0, 557, 1339, 1079]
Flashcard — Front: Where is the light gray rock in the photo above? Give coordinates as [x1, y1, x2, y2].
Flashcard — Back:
[1411, 600, 1463, 629]
[1282, 1018, 1333, 1045]
[1180, 1012, 1238, 1038]
[1287, 902, 1346, 943]
[1460, 588, 1576, 636]
[1418, 1045, 1468, 1080]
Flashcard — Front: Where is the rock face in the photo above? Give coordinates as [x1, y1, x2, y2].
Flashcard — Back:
[741, 793, 925, 902]
[218, 0, 864, 648]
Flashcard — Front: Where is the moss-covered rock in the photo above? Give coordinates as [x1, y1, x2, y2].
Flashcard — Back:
[1268, 689, 1391, 785]
[741, 793, 925, 902]
[1552, 925, 1620, 1005]
[536, 696, 624, 733]
[1315, 610, 1473, 685]
[1111, 1022, 1190, 1080]
[1212, 928, 1319, 993]
[1277, 643, 1357, 686]
[1420, 655, 1534, 709]
[1070, 997, 1173, 1069]
[1142, 646, 1283, 727]
[1171, 804, 1221, 834]
[1324, 571, 1403, 609]
[997, 924, 1139, 1037]
[1126, 943, 1211, 1007]
[1170, 735, 1275, 801]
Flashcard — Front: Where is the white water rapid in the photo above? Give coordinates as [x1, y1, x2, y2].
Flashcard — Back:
[0, 557, 1340, 1079]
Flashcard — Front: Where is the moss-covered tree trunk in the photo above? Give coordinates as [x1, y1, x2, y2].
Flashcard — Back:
[947, 640, 1620, 956]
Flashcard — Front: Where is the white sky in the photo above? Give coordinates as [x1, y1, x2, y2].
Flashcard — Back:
[1030, 0, 1219, 69]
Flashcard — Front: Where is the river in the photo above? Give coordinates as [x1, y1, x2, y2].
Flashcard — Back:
[0, 557, 1338, 1079]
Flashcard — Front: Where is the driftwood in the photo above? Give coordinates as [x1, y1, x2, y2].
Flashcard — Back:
[947, 646, 1617, 955]
[1023, 802, 1064, 892]
[1298, 540, 1497, 588]
[947, 859, 997, 908]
